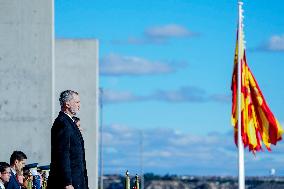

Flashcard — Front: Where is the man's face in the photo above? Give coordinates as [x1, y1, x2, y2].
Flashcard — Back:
[1, 168, 11, 183]
[67, 94, 80, 116]
[15, 159, 26, 172]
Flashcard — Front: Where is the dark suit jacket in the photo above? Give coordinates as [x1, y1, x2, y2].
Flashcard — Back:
[48, 111, 88, 189]
[5, 170, 20, 189]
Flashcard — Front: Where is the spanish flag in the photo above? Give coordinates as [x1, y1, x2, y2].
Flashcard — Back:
[231, 27, 283, 153]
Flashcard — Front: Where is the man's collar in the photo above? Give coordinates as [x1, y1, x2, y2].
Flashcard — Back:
[10, 167, 16, 175]
[63, 111, 74, 122]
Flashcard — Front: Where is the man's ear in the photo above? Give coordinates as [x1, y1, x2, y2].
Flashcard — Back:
[65, 101, 71, 108]
[15, 159, 19, 165]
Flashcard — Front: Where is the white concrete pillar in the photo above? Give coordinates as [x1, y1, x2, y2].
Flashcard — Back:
[0, 0, 54, 165]
[55, 39, 99, 189]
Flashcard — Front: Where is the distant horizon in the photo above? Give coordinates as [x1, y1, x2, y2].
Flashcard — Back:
[103, 173, 282, 178]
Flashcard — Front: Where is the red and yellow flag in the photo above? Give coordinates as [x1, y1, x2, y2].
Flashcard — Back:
[231, 29, 283, 153]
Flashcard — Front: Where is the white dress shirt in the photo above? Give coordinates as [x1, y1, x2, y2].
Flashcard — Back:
[0, 181, 5, 189]
[64, 112, 74, 122]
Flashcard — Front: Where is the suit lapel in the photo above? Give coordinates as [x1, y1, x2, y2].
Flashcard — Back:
[11, 171, 20, 188]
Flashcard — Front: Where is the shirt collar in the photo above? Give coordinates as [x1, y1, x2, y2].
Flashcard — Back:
[10, 167, 16, 175]
[63, 112, 74, 122]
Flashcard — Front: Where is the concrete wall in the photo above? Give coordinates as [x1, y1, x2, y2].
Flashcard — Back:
[0, 0, 54, 165]
[55, 39, 99, 189]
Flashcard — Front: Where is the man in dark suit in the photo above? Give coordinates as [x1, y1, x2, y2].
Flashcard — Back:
[5, 151, 27, 189]
[48, 90, 88, 189]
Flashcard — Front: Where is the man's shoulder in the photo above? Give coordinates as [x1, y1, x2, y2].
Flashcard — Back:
[54, 112, 69, 123]
[52, 112, 73, 129]
[5, 174, 20, 189]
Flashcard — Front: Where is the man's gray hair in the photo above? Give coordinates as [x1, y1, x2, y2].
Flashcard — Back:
[59, 90, 78, 107]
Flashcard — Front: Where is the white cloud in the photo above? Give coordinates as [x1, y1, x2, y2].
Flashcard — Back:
[258, 34, 284, 52]
[267, 34, 284, 51]
[151, 87, 207, 102]
[144, 150, 173, 158]
[210, 94, 231, 103]
[111, 24, 197, 45]
[102, 124, 284, 175]
[145, 24, 194, 38]
[168, 134, 220, 146]
[102, 86, 230, 104]
[100, 54, 179, 76]
[102, 89, 140, 103]
[112, 37, 166, 45]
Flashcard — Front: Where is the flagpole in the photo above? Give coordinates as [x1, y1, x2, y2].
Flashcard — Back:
[99, 87, 104, 189]
[237, 1, 245, 189]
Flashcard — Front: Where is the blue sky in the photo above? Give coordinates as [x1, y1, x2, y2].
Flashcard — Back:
[56, 0, 284, 176]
